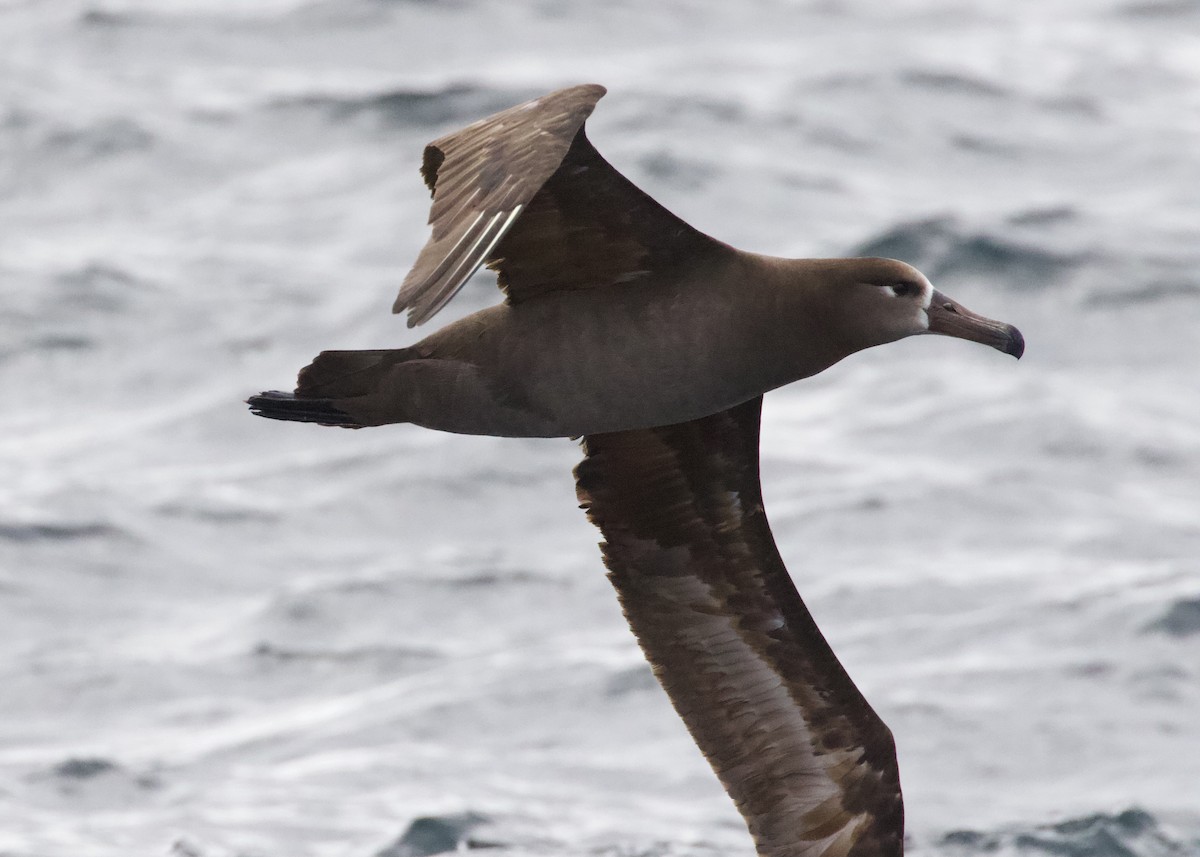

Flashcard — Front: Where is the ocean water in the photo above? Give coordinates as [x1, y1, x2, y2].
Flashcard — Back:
[2, 1, 1199, 855]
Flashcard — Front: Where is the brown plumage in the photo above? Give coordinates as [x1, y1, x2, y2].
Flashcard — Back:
[577, 397, 903, 857]
[248, 84, 1025, 857]
[394, 84, 716, 323]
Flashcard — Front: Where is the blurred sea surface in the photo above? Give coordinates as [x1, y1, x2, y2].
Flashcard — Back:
[2, 0, 1199, 855]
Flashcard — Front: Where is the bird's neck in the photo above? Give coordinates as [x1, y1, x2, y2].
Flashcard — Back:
[738, 255, 863, 385]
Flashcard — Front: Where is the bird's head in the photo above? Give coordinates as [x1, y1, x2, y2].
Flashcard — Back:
[811, 257, 1024, 359]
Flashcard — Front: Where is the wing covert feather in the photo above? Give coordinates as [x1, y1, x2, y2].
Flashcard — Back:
[575, 398, 904, 857]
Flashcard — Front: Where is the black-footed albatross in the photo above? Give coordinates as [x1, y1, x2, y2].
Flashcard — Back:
[249, 84, 1023, 857]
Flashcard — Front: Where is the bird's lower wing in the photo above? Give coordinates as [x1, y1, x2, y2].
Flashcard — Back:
[575, 397, 904, 857]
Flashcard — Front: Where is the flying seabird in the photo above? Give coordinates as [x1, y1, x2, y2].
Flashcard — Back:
[249, 84, 1023, 857]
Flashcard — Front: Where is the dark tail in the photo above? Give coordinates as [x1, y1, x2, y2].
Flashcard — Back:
[296, 349, 404, 398]
[248, 349, 412, 428]
[246, 391, 364, 428]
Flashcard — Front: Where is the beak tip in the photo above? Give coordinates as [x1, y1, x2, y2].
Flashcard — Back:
[924, 292, 1025, 360]
[1005, 325, 1025, 360]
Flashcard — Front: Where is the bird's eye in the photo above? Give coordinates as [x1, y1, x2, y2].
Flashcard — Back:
[888, 282, 917, 298]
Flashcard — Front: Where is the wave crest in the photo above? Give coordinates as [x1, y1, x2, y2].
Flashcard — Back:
[940, 809, 1195, 857]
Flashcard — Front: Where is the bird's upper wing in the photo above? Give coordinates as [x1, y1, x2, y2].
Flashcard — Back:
[393, 83, 725, 327]
[575, 398, 904, 857]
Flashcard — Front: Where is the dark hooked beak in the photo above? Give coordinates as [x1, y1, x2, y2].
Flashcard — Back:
[926, 290, 1024, 359]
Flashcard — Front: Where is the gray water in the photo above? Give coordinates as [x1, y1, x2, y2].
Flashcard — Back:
[2, 1, 1199, 855]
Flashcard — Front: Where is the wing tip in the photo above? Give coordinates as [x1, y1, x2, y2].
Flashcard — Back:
[576, 82, 607, 99]
[563, 83, 607, 118]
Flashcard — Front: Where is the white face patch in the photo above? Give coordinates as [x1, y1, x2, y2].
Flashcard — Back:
[916, 272, 933, 309]
[876, 270, 933, 332]
[914, 271, 933, 330]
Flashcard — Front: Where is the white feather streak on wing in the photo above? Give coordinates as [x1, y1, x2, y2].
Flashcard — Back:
[412, 210, 510, 325]
[400, 160, 523, 321]
[638, 570, 869, 853]
[418, 210, 487, 285]
[471, 205, 524, 272]
[445, 211, 507, 282]
[415, 206, 526, 325]
[394, 210, 492, 314]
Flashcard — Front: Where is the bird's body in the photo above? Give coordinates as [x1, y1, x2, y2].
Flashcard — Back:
[295, 252, 931, 437]
[248, 83, 1024, 857]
